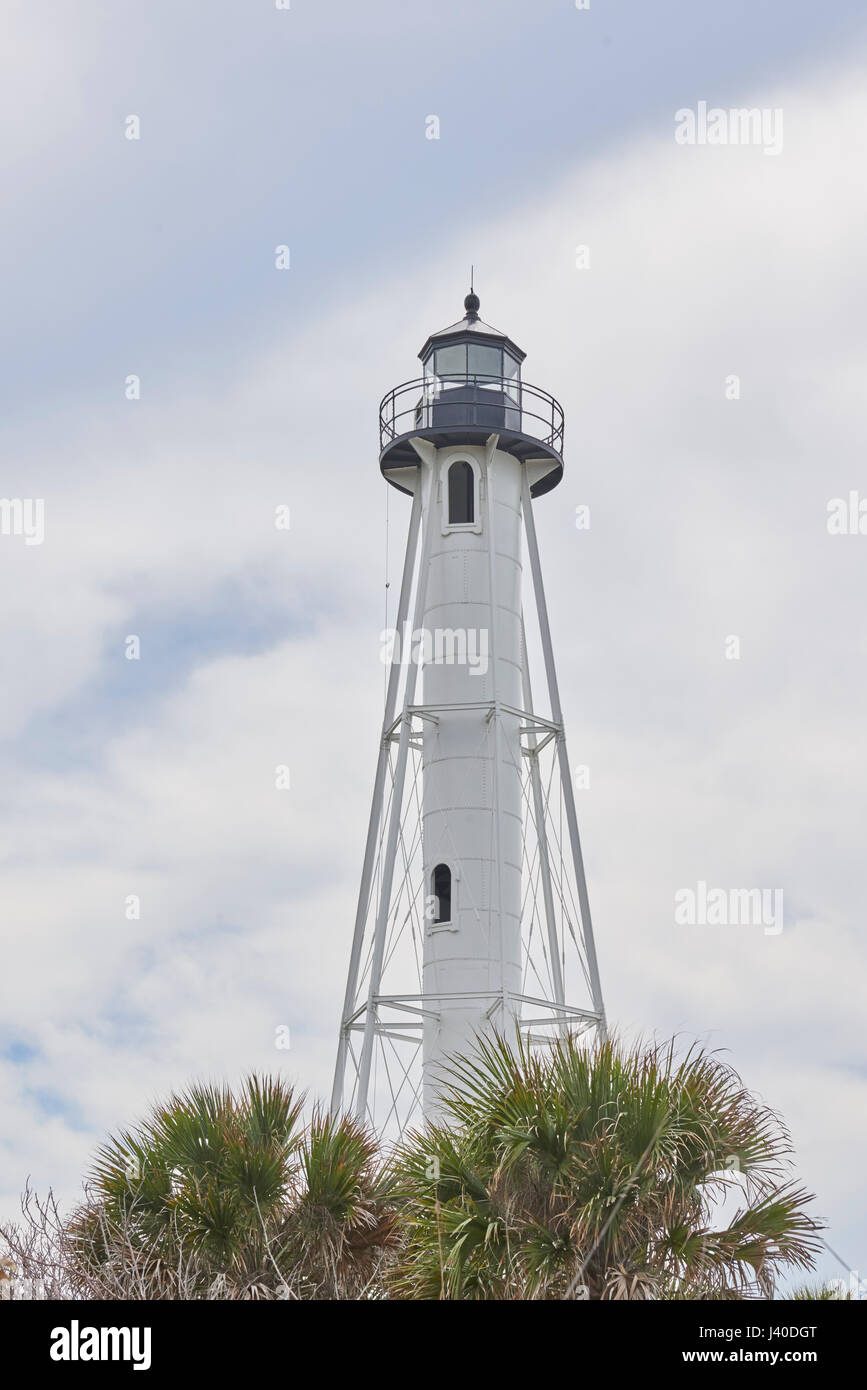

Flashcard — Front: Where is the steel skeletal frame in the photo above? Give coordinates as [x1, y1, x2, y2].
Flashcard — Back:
[331, 434, 606, 1132]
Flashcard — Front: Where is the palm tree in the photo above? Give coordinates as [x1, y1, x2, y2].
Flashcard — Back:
[792, 1281, 854, 1299]
[284, 1109, 396, 1298]
[65, 1075, 393, 1299]
[389, 1034, 822, 1300]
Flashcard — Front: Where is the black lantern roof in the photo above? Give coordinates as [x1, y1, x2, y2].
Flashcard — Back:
[418, 291, 526, 365]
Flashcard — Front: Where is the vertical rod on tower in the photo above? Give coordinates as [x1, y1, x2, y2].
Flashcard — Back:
[354, 454, 437, 1121]
[519, 612, 566, 1022]
[483, 434, 507, 1021]
[520, 469, 607, 1035]
[330, 483, 422, 1116]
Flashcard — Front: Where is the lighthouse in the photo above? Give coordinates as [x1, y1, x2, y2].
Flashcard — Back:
[332, 291, 606, 1129]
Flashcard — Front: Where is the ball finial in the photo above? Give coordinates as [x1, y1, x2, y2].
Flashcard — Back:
[464, 289, 480, 320]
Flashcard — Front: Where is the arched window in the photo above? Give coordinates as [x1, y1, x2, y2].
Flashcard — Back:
[432, 863, 452, 924]
[447, 460, 474, 525]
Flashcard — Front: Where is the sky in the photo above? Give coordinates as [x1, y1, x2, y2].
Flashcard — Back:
[1, 0, 866, 1294]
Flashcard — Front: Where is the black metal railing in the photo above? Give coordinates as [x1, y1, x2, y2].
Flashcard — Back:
[379, 373, 564, 455]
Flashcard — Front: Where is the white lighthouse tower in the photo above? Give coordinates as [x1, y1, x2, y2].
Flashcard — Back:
[332, 291, 606, 1129]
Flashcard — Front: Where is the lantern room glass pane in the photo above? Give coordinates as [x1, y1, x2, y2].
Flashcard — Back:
[504, 350, 520, 402]
[435, 343, 467, 381]
[467, 343, 502, 382]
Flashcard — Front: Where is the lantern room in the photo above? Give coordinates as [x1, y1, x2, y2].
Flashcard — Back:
[378, 291, 565, 497]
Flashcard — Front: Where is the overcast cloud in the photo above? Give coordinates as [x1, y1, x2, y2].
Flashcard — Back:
[1, 1, 865, 1292]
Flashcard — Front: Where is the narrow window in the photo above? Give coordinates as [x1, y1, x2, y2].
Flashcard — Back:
[448, 460, 474, 525]
[432, 864, 452, 924]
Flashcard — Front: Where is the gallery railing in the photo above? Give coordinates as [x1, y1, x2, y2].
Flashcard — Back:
[379, 373, 564, 454]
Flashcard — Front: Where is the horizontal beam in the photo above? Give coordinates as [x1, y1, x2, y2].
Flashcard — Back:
[347, 1024, 424, 1045]
[385, 700, 562, 732]
[513, 993, 603, 1020]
